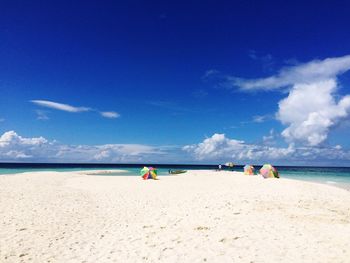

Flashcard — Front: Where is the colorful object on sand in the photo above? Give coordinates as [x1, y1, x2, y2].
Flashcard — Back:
[140, 166, 158, 180]
[259, 164, 279, 178]
[168, 169, 187, 174]
[243, 165, 255, 175]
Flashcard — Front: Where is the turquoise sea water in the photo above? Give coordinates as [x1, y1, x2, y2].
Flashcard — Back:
[0, 167, 176, 178]
[0, 167, 169, 176]
[276, 167, 350, 187]
[1, 164, 350, 189]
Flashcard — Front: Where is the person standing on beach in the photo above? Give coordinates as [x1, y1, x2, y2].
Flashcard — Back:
[218, 164, 222, 171]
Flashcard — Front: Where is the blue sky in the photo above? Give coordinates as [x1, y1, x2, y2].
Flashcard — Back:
[1, 1, 350, 165]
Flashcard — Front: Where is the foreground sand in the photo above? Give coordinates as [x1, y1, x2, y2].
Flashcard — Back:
[1, 170, 350, 263]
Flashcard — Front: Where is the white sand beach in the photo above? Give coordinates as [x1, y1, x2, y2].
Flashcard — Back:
[1, 170, 350, 263]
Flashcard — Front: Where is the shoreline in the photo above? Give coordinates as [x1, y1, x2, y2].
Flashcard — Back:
[1, 168, 350, 192]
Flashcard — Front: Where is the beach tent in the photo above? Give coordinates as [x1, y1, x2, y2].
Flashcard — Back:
[259, 164, 279, 178]
[140, 166, 158, 180]
[243, 165, 255, 175]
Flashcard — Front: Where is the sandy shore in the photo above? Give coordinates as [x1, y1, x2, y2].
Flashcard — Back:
[1, 170, 350, 263]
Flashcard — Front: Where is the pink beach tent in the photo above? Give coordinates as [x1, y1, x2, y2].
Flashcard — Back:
[259, 164, 279, 178]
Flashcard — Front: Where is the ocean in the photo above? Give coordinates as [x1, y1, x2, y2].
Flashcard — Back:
[1, 163, 350, 189]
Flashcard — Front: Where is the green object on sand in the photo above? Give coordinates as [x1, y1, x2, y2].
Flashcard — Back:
[140, 167, 149, 177]
[168, 170, 187, 174]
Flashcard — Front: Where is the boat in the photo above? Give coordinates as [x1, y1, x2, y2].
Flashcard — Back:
[168, 169, 187, 174]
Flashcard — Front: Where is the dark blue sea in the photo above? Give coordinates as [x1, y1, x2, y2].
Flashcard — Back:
[1, 163, 350, 188]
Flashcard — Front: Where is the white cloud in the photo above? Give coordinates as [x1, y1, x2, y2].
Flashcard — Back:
[100, 111, 120, 118]
[183, 133, 293, 161]
[0, 131, 165, 163]
[93, 150, 110, 160]
[277, 79, 350, 145]
[335, 145, 342, 150]
[0, 131, 48, 160]
[227, 55, 350, 146]
[183, 133, 350, 165]
[231, 55, 350, 91]
[0, 131, 47, 147]
[31, 100, 90, 112]
[5, 150, 32, 159]
[31, 99, 120, 120]
[183, 134, 246, 160]
[1, 131, 350, 165]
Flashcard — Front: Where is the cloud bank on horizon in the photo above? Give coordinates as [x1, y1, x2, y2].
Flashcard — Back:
[0, 131, 164, 163]
[183, 133, 350, 165]
[227, 55, 350, 146]
[1, 131, 350, 165]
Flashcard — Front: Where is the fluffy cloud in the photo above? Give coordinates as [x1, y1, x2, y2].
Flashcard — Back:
[183, 134, 246, 160]
[0, 131, 47, 147]
[0, 131, 165, 163]
[183, 133, 295, 162]
[183, 133, 350, 165]
[277, 80, 350, 145]
[0, 131, 48, 159]
[228, 55, 350, 146]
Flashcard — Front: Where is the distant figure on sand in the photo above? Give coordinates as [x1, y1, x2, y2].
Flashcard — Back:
[218, 164, 222, 171]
